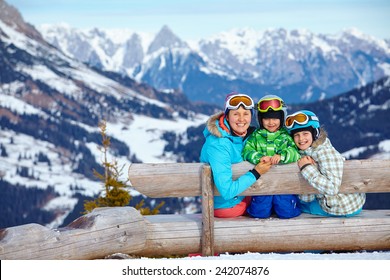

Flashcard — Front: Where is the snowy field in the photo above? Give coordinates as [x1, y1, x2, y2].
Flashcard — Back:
[184, 251, 390, 260]
[3, 251, 390, 280]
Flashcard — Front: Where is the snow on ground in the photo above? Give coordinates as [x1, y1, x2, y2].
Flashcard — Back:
[101, 250, 390, 260]
[3, 251, 389, 280]
[181, 251, 390, 260]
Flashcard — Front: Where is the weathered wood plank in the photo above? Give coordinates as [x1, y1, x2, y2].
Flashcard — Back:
[2, 209, 390, 259]
[128, 160, 390, 197]
[239, 159, 390, 195]
[139, 214, 202, 256]
[213, 210, 390, 253]
[201, 165, 215, 256]
[0, 207, 146, 260]
[135, 210, 390, 256]
[128, 162, 202, 197]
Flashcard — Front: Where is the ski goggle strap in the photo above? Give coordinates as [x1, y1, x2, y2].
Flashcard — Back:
[257, 98, 284, 112]
[225, 94, 254, 110]
[285, 112, 319, 129]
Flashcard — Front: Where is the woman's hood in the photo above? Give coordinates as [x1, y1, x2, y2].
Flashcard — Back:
[204, 112, 226, 138]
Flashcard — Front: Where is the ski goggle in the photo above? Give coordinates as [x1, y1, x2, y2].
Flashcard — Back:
[257, 97, 284, 112]
[225, 94, 254, 110]
[285, 112, 319, 129]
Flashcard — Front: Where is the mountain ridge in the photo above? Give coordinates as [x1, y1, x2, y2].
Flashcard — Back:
[39, 23, 390, 105]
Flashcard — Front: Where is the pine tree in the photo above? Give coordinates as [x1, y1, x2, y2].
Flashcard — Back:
[83, 120, 164, 214]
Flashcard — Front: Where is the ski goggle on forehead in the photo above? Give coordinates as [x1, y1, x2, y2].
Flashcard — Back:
[257, 97, 284, 112]
[225, 95, 254, 110]
[285, 112, 319, 129]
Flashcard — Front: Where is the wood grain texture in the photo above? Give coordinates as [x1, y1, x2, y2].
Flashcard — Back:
[0, 207, 145, 260]
[137, 210, 390, 256]
[128, 160, 390, 197]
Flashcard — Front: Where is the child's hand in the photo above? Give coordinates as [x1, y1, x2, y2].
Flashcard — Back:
[297, 156, 315, 169]
[260, 156, 271, 163]
[270, 154, 281, 165]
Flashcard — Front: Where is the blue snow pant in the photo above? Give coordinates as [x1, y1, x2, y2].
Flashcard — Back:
[247, 194, 301, 219]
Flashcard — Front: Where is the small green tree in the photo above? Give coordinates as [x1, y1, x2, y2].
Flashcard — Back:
[84, 120, 164, 214]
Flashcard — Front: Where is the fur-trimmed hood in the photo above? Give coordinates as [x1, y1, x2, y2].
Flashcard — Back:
[311, 128, 327, 149]
[204, 112, 226, 138]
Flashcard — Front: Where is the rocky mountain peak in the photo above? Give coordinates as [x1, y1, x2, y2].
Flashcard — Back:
[0, 0, 47, 45]
[147, 25, 188, 54]
[123, 33, 144, 68]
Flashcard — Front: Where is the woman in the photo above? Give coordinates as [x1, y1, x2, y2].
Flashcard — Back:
[200, 92, 271, 218]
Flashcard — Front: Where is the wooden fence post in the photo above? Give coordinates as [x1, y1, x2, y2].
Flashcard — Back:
[201, 164, 215, 256]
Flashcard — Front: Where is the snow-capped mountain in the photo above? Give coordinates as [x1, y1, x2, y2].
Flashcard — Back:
[0, 0, 214, 229]
[288, 76, 390, 159]
[39, 23, 390, 105]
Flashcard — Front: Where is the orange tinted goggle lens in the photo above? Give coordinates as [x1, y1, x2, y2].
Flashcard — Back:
[258, 99, 282, 112]
[228, 96, 253, 107]
[285, 113, 308, 128]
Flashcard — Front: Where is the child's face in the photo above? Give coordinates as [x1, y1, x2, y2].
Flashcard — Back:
[262, 118, 280, 133]
[293, 130, 313, 150]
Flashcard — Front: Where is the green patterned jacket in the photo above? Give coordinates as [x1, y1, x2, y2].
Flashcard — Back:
[242, 127, 300, 164]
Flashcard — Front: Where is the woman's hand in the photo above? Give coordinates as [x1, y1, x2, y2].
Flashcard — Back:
[254, 160, 272, 175]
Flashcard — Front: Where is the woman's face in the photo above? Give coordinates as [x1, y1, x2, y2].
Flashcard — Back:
[226, 106, 252, 137]
[293, 130, 313, 150]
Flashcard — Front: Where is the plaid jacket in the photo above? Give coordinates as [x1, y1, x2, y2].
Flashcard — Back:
[299, 129, 366, 215]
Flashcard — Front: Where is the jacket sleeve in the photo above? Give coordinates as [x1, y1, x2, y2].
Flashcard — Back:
[242, 133, 263, 164]
[300, 147, 343, 196]
[279, 135, 301, 164]
[204, 141, 257, 200]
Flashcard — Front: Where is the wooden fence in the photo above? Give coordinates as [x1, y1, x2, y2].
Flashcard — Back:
[0, 159, 389, 259]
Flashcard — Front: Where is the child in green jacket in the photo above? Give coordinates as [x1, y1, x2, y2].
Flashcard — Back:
[242, 95, 301, 219]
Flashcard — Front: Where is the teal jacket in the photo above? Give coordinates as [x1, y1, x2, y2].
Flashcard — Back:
[200, 112, 257, 209]
[242, 127, 300, 164]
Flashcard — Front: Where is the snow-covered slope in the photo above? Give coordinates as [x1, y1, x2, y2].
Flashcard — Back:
[0, 0, 211, 228]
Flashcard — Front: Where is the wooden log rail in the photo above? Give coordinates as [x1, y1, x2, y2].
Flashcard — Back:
[0, 159, 389, 259]
[128, 160, 390, 197]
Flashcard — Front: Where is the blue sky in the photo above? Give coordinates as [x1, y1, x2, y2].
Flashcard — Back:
[6, 0, 390, 40]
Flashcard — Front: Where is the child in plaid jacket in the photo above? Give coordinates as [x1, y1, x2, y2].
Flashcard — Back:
[285, 110, 366, 216]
